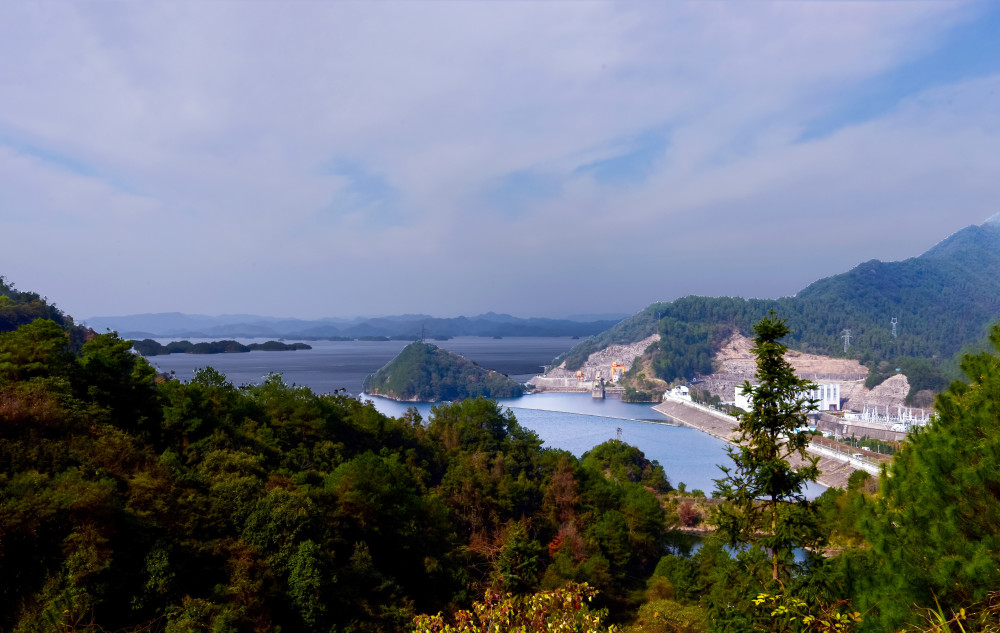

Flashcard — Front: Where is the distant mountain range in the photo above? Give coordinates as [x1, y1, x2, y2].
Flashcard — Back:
[554, 215, 1000, 387]
[82, 311, 626, 340]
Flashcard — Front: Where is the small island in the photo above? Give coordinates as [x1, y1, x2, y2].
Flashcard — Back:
[132, 339, 312, 356]
[363, 341, 524, 401]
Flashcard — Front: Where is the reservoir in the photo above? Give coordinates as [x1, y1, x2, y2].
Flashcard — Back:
[373, 391, 734, 493]
[146, 336, 738, 492]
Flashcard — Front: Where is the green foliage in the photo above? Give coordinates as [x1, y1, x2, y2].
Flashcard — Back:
[621, 387, 656, 403]
[0, 276, 78, 336]
[76, 332, 161, 436]
[650, 317, 717, 383]
[0, 318, 75, 382]
[857, 323, 1000, 631]
[0, 317, 677, 631]
[365, 341, 525, 401]
[412, 582, 617, 633]
[750, 592, 862, 633]
[714, 313, 822, 584]
[581, 440, 671, 492]
[624, 598, 709, 633]
[494, 521, 545, 592]
[689, 389, 721, 408]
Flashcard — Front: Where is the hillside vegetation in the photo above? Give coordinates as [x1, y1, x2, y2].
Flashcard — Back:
[553, 220, 1000, 393]
[3, 275, 1000, 631]
[0, 316, 677, 632]
[364, 341, 525, 401]
[0, 275, 91, 349]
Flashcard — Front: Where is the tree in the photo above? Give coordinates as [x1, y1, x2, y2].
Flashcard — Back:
[412, 582, 617, 633]
[714, 312, 822, 585]
[857, 323, 1000, 630]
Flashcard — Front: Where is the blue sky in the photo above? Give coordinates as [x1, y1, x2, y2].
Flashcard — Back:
[2, 1, 999, 319]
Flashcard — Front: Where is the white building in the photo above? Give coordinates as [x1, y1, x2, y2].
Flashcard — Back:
[664, 385, 691, 401]
[734, 382, 840, 412]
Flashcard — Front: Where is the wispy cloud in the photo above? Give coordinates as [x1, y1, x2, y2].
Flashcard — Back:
[1, 1, 996, 318]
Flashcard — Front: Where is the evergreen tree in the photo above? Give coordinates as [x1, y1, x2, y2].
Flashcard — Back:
[857, 323, 1000, 630]
[714, 312, 822, 585]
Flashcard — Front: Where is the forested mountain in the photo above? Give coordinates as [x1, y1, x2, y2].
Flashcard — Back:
[553, 218, 1000, 387]
[84, 311, 622, 340]
[363, 341, 525, 401]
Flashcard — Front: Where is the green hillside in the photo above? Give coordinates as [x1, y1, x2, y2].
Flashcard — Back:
[0, 318, 671, 631]
[552, 219, 1000, 391]
[364, 341, 525, 401]
[0, 275, 92, 350]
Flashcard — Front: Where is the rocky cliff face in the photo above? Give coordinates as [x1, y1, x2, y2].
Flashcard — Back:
[845, 373, 911, 412]
[532, 334, 660, 390]
[698, 332, 884, 412]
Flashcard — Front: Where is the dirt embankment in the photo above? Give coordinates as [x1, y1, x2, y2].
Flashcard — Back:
[697, 331, 909, 413]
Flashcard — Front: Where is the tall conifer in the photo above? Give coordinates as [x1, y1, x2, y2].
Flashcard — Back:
[714, 312, 822, 584]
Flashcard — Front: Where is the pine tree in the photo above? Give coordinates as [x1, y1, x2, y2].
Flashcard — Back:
[858, 324, 1000, 630]
[714, 312, 822, 585]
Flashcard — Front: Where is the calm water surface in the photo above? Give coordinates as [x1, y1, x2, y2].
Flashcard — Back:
[145, 336, 576, 395]
[371, 392, 734, 492]
[144, 337, 821, 494]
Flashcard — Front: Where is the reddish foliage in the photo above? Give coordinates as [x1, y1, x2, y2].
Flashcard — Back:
[678, 500, 701, 527]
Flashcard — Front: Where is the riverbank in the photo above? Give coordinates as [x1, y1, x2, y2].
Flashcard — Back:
[652, 398, 863, 489]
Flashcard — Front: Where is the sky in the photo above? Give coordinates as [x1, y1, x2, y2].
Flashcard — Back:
[2, 2, 999, 320]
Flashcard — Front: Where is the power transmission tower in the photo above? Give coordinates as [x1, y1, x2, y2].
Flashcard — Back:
[891, 317, 898, 338]
[616, 427, 623, 442]
[842, 329, 852, 353]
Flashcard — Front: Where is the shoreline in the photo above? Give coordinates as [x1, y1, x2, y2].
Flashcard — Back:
[652, 398, 861, 489]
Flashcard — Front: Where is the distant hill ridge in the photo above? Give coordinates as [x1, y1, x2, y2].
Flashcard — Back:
[553, 217, 1000, 385]
[84, 311, 621, 340]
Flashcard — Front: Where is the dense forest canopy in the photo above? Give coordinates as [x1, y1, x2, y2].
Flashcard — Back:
[0, 316, 673, 631]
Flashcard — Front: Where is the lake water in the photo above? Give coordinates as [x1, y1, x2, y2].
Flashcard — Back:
[143, 336, 815, 493]
[372, 391, 734, 492]
[145, 336, 576, 396]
